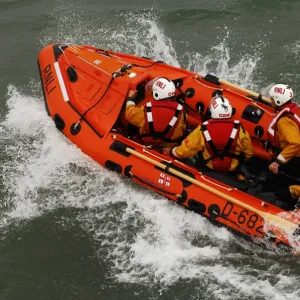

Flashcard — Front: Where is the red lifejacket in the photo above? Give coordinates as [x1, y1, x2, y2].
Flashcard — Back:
[140, 100, 185, 145]
[200, 119, 241, 172]
[267, 102, 300, 148]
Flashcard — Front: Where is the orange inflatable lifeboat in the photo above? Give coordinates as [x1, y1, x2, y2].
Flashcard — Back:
[38, 43, 300, 253]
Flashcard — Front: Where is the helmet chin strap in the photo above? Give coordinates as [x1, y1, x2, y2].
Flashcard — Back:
[154, 95, 176, 101]
[275, 99, 291, 112]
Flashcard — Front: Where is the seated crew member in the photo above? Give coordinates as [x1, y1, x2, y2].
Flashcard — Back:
[163, 96, 254, 177]
[125, 77, 187, 148]
[264, 83, 300, 204]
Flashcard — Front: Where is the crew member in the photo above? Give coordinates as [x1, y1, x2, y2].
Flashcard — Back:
[265, 83, 300, 204]
[125, 77, 187, 147]
[163, 96, 254, 176]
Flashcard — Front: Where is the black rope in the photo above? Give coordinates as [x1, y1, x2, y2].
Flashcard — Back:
[74, 75, 115, 128]
[72, 60, 163, 128]
[95, 49, 112, 57]
[132, 61, 164, 68]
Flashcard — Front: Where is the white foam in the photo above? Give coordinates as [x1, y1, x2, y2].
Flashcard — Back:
[40, 7, 180, 67]
[187, 35, 260, 91]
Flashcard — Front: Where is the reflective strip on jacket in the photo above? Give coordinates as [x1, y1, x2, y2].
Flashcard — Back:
[125, 102, 187, 147]
[141, 100, 184, 144]
[267, 102, 300, 163]
[172, 122, 254, 172]
[200, 120, 241, 172]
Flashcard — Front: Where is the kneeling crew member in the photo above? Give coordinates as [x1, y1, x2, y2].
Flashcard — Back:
[163, 96, 254, 175]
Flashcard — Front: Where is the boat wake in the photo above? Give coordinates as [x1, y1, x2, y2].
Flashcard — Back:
[1, 4, 300, 299]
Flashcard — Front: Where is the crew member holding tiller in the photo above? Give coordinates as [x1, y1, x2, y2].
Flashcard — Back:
[265, 83, 300, 203]
[125, 77, 187, 148]
[163, 96, 254, 178]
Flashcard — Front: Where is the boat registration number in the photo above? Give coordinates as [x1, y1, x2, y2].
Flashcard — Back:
[222, 202, 264, 234]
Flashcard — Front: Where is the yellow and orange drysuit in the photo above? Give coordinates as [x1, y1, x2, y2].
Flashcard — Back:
[171, 120, 254, 173]
[267, 102, 300, 200]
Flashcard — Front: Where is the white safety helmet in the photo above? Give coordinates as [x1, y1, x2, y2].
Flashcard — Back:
[269, 83, 294, 106]
[209, 96, 233, 119]
[145, 77, 176, 100]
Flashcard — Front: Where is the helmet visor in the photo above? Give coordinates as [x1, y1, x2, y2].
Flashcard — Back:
[260, 82, 275, 97]
[145, 78, 159, 95]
